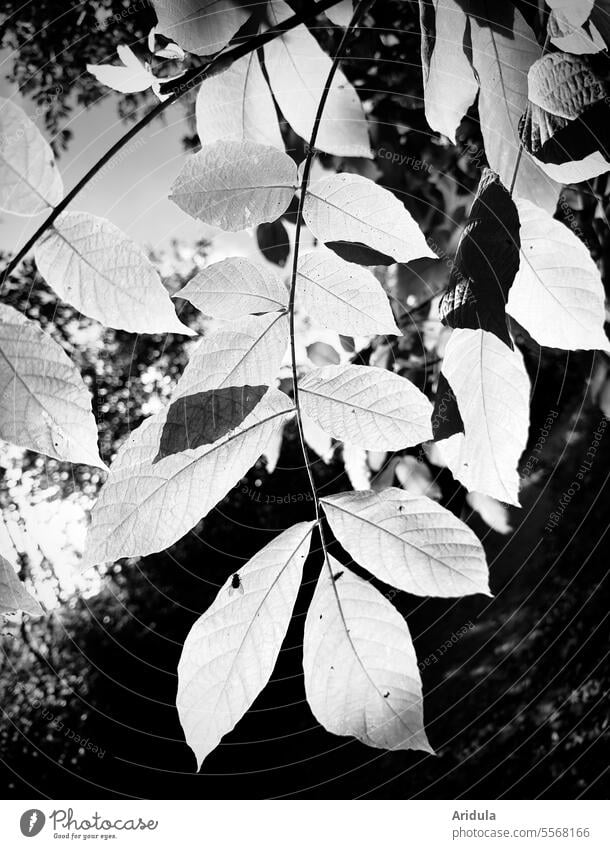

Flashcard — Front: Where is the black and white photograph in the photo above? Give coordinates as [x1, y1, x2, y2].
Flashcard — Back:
[0, 0, 608, 841]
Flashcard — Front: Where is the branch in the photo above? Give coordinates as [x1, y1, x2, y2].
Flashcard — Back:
[1, 0, 344, 284]
[287, 0, 374, 557]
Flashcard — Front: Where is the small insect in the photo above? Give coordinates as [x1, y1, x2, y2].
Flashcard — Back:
[228, 573, 244, 596]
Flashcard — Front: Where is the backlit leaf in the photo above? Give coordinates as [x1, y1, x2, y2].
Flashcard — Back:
[178, 521, 314, 768]
[151, 0, 249, 55]
[87, 45, 155, 94]
[437, 329, 531, 506]
[469, 6, 559, 214]
[175, 256, 287, 317]
[195, 51, 283, 149]
[264, 0, 371, 158]
[419, 0, 479, 142]
[170, 140, 297, 230]
[321, 488, 489, 596]
[303, 558, 432, 752]
[0, 305, 104, 468]
[35, 211, 193, 335]
[0, 97, 63, 215]
[325, 0, 352, 27]
[296, 250, 400, 336]
[303, 173, 436, 263]
[299, 364, 433, 451]
[0, 554, 43, 617]
[507, 199, 609, 351]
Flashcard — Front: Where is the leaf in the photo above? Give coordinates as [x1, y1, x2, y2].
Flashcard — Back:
[168, 311, 289, 399]
[324, 241, 395, 267]
[546, 0, 594, 27]
[527, 52, 604, 120]
[432, 372, 464, 441]
[83, 388, 294, 565]
[468, 5, 559, 214]
[466, 491, 512, 535]
[151, 0, 250, 55]
[264, 0, 371, 158]
[296, 250, 400, 336]
[419, 0, 479, 142]
[0, 304, 104, 468]
[437, 329, 530, 506]
[170, 140, 297, 231]
[0, 97, 63, 215]
[519, 53, 609, 184]
[395, 455, 442, 501]
[299, 364, 433, 451]
[303, 174, 436, 263]
[34, 211, 193, 335]
[195, 51, 283, 149]
[548, 10, 605, 54]
[256, 221, 290, 267]
[302, 412, 334, 463]
[303, 558, 432, 753]
[178, 521, 314, 768]
[155, 384, 268, 461]
[321, 488, 489, 596]
[439, 169, 520, 348]
[174, 257, 287, 317]
[306, 341, 340, 366]
[87, 45, 155, 94]
[0, 554, 43, 617]
[325, 0, 353, 27]
[343, 443, 372, 490]
[507, 199, 609, 351]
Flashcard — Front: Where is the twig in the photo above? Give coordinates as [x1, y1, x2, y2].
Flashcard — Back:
[1, 0, 344, 285]
[287, 0, 374, 562]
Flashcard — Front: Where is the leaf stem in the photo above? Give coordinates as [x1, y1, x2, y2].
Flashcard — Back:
[1, 0, 344, 285]
[287, 0, 374, 555]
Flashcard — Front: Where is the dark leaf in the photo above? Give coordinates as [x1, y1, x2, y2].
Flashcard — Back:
[439, 169, 519, 349]
[154, 385, 268, 463]
[432, 372, 464, 442]
[256, 220, 290, 267]
[324, 241, 395, 266]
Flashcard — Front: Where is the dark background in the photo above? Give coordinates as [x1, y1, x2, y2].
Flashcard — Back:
[0, 0, 608, 798]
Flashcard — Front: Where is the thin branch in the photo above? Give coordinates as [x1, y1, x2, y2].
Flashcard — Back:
[287, 0, 374, 558]
[1, 0, 343, 285]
